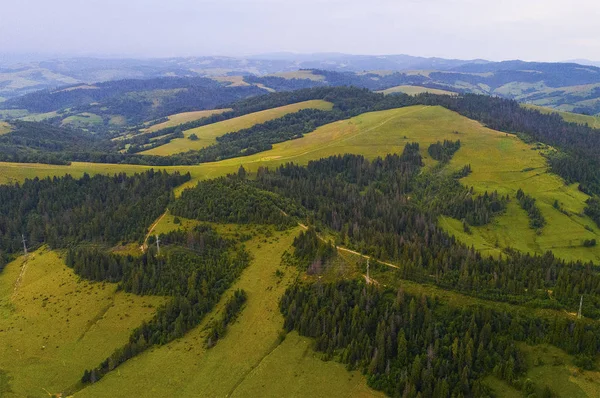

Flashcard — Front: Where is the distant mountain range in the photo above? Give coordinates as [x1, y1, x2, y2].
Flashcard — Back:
[1, 54, 600, 119]
[565, 59, 600, 67]
[0, 53, 487, 99]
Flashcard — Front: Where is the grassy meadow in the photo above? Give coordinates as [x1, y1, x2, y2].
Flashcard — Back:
[485, 344, 600, 397]
[0, 248, 164, 397]
[524, 104, 600, 129]
[378, 85, 457, 96]
[141, 99, 333, 156]
[61, 112, 104, 129]
[0, 121, 12, 135]
[268, 70, 326, 81]
[75, 224, 380, 397]
[0, 105, 598, 262]
[140, 108, 231, 133]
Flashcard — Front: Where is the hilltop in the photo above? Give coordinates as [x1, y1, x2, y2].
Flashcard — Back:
[1, 86, 600, 397]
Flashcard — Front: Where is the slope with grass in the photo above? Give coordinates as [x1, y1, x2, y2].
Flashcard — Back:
[485, 344, 600, 397]
[0, 248, 163, 397]
[0, 121, 12, 135]
[140, 108, 232, 133]
[75, 224, 380, 397]
[378, 85, 457, 96]
[140, 99, 333, 156]
[524, 104, 600, 128]
[0, 105, 598, 262]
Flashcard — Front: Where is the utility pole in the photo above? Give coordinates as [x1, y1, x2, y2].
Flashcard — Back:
[366, 258, 370, 284]
[577, 295, 583, 319]
[155, 234, 160, 255]
[22, 234, 28, 256]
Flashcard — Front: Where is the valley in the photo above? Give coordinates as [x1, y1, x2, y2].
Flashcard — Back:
[2, 75, 600, 397]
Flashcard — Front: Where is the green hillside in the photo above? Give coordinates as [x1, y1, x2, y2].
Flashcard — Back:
[2, 98, 600, 396]
[524, 104, 600, 128]
[141, 99, 333, 156]
[0, 248, 163, 397]
[0, 105, 597, 262]
[378, 85, 457, 96]
[75, 224, 381, 397]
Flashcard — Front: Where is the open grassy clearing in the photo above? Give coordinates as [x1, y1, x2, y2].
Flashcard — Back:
[19, 111, 60, 122]
[0, 105, 598, 262]
[0, 121, 12, 135]
[0, 109, 29, 119]
[0, 248, 163, 397]
[54, 84, 99, 93]
[524, 104, 600, 129]
[268, 70, 326, 81]
[140, 108, 231, 133]
[378, 85, 457, 96]
[76, 225, 380, 397]
[60, 112, 103, 129]
[211, 75, 251, 87]
[485, 344, 600, 397]
[141, 99, 334, 156]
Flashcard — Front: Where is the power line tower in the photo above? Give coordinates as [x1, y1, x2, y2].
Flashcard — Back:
[155, 234, 160, 255]
[577, 295, 583, 319]
[21, 234, 28, 256]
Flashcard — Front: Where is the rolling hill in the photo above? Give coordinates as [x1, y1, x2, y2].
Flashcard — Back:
[140, 100, 333, 156]
[0, 104, 598, 262]
[2, 88, 600, 397]
[0, 77, 269, 129]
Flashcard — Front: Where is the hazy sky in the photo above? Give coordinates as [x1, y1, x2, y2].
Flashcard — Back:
[1, 0, 599, 61]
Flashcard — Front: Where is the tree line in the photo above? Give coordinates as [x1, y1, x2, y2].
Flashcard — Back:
[71, 224, 251, 384]
[243, 151, 600, 317]
[0, 170, 189, 270]
[280, 280, 598, 397]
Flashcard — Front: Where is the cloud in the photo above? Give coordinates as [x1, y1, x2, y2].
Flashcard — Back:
[0, 0, 598, 61]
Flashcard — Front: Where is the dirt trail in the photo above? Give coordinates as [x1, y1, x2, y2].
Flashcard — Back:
[141, 209, 169, 252]
[298, 222, 399, 270]
[12, 255, 30, 299]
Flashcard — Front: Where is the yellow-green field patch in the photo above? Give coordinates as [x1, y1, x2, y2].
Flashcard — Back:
[0, 248, 163, 397]
[524, 104, 600, 129]
[0, 121, 12, 135]
[212, 75, 251, 87]
[1, 105, 599, 262]
[269, 70, 326, 81]
[141, 99, 333, 156]
[378, 85, 457, 96]
[485, 344, 600, 397]
[141, 108, 232, 133]
[76, 226, 379, 397]
[61, 113, 103, 129]
[20, 111, 60, 122]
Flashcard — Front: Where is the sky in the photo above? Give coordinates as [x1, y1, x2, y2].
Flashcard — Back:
[1, 0, 599, 62]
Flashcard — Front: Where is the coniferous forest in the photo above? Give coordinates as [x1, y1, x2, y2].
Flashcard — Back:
[3, 83, 600, 397]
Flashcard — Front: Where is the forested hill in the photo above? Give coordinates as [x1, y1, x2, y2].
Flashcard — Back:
[3, 59, 600, 134]
[0, 77, 267, 125]
[3, 86, 600, 199]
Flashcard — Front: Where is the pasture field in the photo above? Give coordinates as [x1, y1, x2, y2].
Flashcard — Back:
[268, 70, 326, 81]
[0, 105, 598, 262]
[20, 111, 60, 122]
[0, 248, 163, 397]
[61, 112, 103, 129]
[484, 344, 600, 397]
[378, 85, 457, 96]
[141, 108, 231, 133]
[211, 75, 251, 87]
[141, 99, 334, 156]
[76, 225, 379, 397]
[0, 121, 12, 135]
[524, 104, 600, 129]
[0, 109, 29, 119]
